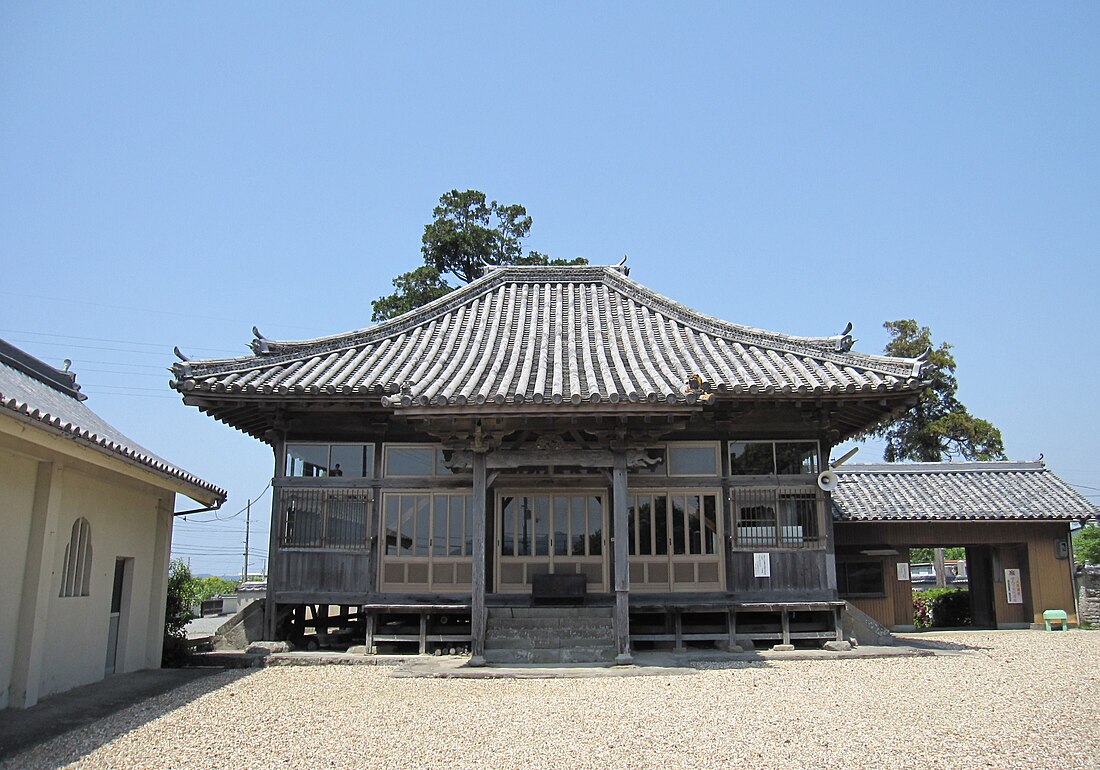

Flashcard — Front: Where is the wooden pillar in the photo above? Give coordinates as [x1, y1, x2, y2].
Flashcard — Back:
[264, 434, 287, 640]
[468, 450, 488, 666]
[612, 450, 633, 664]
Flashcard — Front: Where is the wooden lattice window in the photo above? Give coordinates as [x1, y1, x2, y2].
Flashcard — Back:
[60, 517, 93, 597]
[732, 488, 822, 549]
[281, 489, 372, 549]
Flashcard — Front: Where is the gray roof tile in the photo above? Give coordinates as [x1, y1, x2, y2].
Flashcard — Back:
[0, 340, 226, 505]
[172, 265, 927, 408]
[832, 462, 1098, 522]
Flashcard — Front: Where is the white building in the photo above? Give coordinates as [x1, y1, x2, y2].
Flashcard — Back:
[1, 339, 225, 709]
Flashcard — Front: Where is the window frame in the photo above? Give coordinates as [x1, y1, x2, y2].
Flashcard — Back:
[60, 517, 93, 598]
[730, 486, 825, 550]
[665, 442, 722, 478]
[836, 558, 887, 598]
[728, 440, 821, 477]
[382, 443, 457, 478]
[284, 442, 375, 479]
[279, 488, 374, 549]
[380, 490, 474, 558]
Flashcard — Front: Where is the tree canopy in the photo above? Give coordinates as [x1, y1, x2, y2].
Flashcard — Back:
[864, 320, 1006, 462]
[372, 190, 586, 321]
[1074, 525, 1100, 566]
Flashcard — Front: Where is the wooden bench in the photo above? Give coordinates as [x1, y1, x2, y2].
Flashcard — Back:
[532, 573, 587, 604]
[629, 600, 846, 650]
[361, 603, 472, 654]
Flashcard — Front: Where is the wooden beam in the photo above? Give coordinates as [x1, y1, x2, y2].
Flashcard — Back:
[447, 448, 661, 470]
[468, 450, 488, 667]
[612, 450, 633, 665]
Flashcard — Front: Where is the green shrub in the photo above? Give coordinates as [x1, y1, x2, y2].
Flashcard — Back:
[913, 588, 971, 628]
[162, 558, 198, 667]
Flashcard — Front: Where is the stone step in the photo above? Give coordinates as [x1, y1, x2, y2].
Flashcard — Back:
[486, 617, 613, 630]
[486, 627, 613, 642]
[487, 607, 613, 620]
[483, 647, 617, 665]
[484, 635, 614, 650]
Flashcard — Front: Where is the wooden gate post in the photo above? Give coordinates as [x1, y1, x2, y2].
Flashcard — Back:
[612, 450, 633, 665]
[468, 449, 488, 666]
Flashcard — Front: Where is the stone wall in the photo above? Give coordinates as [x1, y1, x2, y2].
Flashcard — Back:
[1077, 567, 1100, 626]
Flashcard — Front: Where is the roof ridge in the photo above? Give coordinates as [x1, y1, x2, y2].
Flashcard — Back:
[0, 338, 86, 401]
[175, 264, 922, 380]
[600, 269, 921, 374]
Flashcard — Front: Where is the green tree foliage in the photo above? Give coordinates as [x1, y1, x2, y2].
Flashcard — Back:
[865, 320, 1006, 462]
[193, 575, 239, 603]
[162, 558, 198, 666]
[371, 190, 587, 321]
[909, 546, 966, 563]
[1074, 525, 1100, 565]
[368, 265, 453, 322]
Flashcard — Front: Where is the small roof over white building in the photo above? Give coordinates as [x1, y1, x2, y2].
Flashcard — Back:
[0, 338, 226, 507]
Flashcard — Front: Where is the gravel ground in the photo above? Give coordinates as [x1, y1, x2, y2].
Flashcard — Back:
[4, 630, 1097, 770]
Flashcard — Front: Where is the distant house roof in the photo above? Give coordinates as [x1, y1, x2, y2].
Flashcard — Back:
[172, 264, 927, 411]
[0, 338, 226, 507]
[831, 462, 1098, 522]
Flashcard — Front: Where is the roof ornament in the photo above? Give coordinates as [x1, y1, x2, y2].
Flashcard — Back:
[614, 255, 630, 276]
[832, 322, 856, 352]
[62, 358, 72, 372]
[379, 380, 416, 408]
[251, 326, 271, 355]
[911, 346, 933, 377]
[681, 373, 715, 404]
[173, 346, 191, 362]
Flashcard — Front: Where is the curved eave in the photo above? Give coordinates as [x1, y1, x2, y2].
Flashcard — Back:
[171, 375, 927, 405]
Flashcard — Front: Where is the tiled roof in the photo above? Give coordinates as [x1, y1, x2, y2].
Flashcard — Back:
[172, 265, 927, 408]
[831, 462, 1098, 522]
[0, 340, 226, 506]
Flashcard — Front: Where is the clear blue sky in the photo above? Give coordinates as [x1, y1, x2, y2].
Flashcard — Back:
[3, 3, 1097, 576]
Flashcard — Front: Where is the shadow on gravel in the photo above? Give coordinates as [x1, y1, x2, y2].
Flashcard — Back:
[892, 635, 991, 652]
[0, 667, 255, 769]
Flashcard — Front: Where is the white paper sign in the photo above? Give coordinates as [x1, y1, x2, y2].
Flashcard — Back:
[753, 552, 771, 578]
[1005, 569, 1023, 604]
[896, 562, 910, 581]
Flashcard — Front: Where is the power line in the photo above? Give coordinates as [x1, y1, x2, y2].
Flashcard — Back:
[77, 368, 170, 378]
[179, 483, 272, 522]
[0, 327, 241, 354]
[0, 290, 258, 326]
[84, 383, 175, 392]
[83, 391, 178, 400]
[4, 338, 199, 358]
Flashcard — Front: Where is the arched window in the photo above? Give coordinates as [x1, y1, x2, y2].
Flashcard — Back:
[60, 517, 92, 597]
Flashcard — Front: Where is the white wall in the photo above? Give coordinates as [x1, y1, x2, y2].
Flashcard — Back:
[1, 422, 182, 709]
[38, 470, 166, 700]
[0, 447, 38, 710]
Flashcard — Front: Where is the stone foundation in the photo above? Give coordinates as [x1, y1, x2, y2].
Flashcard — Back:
[1077, 566, 1100, 626]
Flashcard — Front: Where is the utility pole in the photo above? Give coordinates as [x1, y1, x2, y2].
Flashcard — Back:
[242, 498, 251, 582]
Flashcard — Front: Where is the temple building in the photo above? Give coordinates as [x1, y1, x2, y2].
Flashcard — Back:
[171, 264, 1093, 663]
